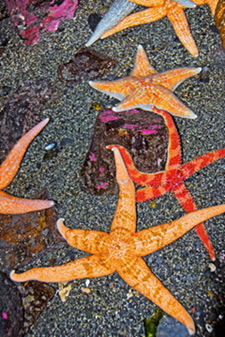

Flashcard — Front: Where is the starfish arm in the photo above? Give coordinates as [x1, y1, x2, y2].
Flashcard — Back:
[86, 0, 137, 46]
[209, 0, 218, 14]
[89, 78, 134, 101]
[129, 0, 163, 6]
[106, 144, 165, 186]
[117, 256, 195, 335]
[152, 108, 182, 168]
[151, 67, 202, 91]
[130, 45, 157, 77]
[127, 85, 196, 117]
[0, 119, 49, 190]
[131, 0, 197, 6]
[136, 185, 169, 202]
[167, 7, 199, 56]
[134, 203, 225, 255]
[151, 84, 197, 119]
[56, 218, 109, 254]
[107, 110, 181, 194]
[108, 146, 136, 233]
[101, 7, 167, 39]
[172, 183, 216, 260]
[10, 255, 114, 283]
[113, 84, 197, 118]
[181, 148, 225, 179]
[0, 190, 54, 214]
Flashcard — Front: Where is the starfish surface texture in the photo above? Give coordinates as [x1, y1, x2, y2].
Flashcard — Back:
[0, 119, 54, 214]
[107, 107, 225, 260]
[101, 0, 218, 56]
[11, 147, 225, 335]
[90, 45, 201, 119]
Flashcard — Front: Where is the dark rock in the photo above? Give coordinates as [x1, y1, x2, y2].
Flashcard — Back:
[0, 80, 53, 163]
[58, 48, 117, 84]
[17, 280, 55, 336]
[0, 272, 24, 337]
[157, 316, 189, 337]
[88, 13, 102, 32]
[0, 190, 64, 275]
[80, 108, 168, 195]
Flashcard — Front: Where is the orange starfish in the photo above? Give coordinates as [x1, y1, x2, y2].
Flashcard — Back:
[101, 0, 218, 56]
[90, 45, 201, 119]
[11, 146, 225, 335]
[107, 107, 225, 260]
[0, 119, 54, 214]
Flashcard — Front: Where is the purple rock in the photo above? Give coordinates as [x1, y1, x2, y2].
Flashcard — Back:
[5, 0, 79, 44]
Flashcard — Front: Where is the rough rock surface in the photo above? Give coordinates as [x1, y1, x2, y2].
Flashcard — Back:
[81, 108, 168, 195]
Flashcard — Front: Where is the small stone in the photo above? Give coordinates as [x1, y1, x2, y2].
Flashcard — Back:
[81, 287, 91, 294]
[58, 283, 72, 302]
[149, 201, 156, 208]
[45, 142, 57, 151]
[205, 323, 213, 333]
[92, 102, 102, 110]
[208, 263, 216, 272]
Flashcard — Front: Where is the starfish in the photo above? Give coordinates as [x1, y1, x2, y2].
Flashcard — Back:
[0, 119, 54, 214]
[89, 45, 201, 119]
[86, 0, 196, 47]
[86, 0, 137, 47]
[101, 0, 218, 56]
[107, 107, 225, 260]
[10, 146, 225, 335]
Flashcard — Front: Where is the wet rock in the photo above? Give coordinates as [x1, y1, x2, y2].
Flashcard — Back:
[88, 13, 102, 32]
[0, 272, 55, 336]
[80, 108, 168, 195]
[0, 272, 24, 337]
[58, 48, 117, 84]
[17, 280, 55, 335]
[156, 316, 189, 337]
[0, 80, 53, 162]
[0, 190, 64, 274]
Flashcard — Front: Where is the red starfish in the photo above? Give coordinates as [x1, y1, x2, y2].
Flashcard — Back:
[107, 108, 225, 260]
[0, 119, 54, 214]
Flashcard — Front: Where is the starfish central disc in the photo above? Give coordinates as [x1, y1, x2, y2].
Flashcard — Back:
[105, 229, 135, 260]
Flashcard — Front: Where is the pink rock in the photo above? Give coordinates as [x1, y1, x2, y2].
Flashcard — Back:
[41, 0, 79, 32]
[2, 312, 8, 319]
[89, 153, 97, 162]
[99, 110, 119, 123]
[96, 182, 109, 190]
[5, 0, 79, 44]
[138, 129, 157, 134]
